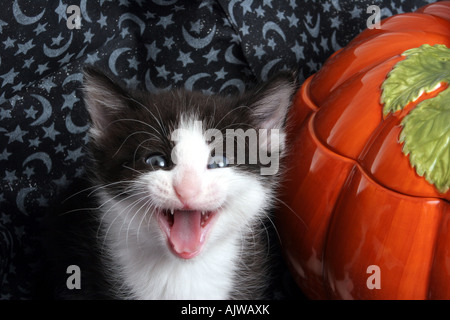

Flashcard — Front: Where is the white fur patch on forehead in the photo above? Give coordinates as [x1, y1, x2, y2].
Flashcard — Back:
[171, 116, 210, 169]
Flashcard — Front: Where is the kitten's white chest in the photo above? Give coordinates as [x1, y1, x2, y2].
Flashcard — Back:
[109, 222, 239, 300]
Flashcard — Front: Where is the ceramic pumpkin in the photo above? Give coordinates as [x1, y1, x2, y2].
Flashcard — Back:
[277, 2, 450, 299]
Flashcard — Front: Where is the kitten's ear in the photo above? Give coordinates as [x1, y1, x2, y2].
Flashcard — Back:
[83, 67, 128, 137]
[248, 71, 298, 131]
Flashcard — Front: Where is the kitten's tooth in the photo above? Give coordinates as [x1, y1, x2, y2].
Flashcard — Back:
[170, 209, 174, 215]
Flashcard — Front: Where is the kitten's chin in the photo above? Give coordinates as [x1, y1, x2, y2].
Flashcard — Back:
[156, 208, 219, 260]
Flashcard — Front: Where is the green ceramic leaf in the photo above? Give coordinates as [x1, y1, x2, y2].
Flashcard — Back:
[400, 89, 450, 193]
[381, 44, 450, 115]
[381, 44, 450, 193]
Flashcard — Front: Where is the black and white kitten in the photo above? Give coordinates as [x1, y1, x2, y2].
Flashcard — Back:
[81, 68, 297, 300]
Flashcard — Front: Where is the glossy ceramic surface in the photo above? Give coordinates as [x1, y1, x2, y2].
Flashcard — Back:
[277, 2, 450, 299]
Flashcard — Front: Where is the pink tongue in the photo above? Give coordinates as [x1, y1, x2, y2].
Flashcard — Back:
[169, 210, 203, 258]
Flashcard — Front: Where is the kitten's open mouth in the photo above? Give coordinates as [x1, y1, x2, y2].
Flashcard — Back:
[157, 209, 218, 259]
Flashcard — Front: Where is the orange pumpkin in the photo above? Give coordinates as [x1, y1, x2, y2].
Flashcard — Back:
[277, 2, 450, 299]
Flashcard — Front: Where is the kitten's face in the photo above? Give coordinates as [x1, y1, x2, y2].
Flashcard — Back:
[83, 68, 296, 260]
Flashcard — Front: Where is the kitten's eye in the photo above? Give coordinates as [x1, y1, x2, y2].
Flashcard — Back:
[144, 154, 168, 169]
[207, 155, 229, 169]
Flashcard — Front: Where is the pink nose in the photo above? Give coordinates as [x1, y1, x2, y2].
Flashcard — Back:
[174, 171, 200, 205]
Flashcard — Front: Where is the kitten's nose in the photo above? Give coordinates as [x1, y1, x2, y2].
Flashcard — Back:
[173, 171, 201, 205]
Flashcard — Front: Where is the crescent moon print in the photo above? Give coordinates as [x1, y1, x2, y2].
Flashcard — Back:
[62, 73, 83, 87]
[65, 113, 89, 134]
[219, 78, 245, 94]
[145, 69, 172, 93]
[29, 94, 52, 126]
[12, 0, 45, 25]
[118, 13, 146, 35]
[184, 73, 210, 91]
[305, 14, 320, 38]
[262, 22, 286, 42]
[182, 24, 216, 49]
[108, 47, 131, 76]
[16, 187, 35, 215]
[225, 45, 246, 65]
[43, 33, 73, 58]
[22, 152, 52, 173]
[80, 0, 92, 23]
[260, 58, 282, 81]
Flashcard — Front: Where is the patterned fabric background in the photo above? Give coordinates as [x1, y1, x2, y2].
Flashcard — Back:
[0, 0, 438, 299]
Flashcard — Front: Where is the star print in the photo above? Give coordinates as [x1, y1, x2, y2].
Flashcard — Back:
[97, 13, 107, 28]
[12, 82, 25, 92]
[214, 67, 227, 80]
[36, 62, 50, 75]
[305, 12, 313, 25]
[120, 27, 130, 38]
[0, 194, 7, 206]
[55, 143, 66, 154]
[253, 44, 266, 59]
[23, 57, 34, 69]
[0, 107, 12, 120]
[58, 52, 75, 66]
[287, 13, 299, 27]
[330, 16, 342, 29]
[3, 37, 15, 49]
[6, 125, 27, 143]
[241, 0, 253, 15]
[156, 14, 174, 29]
[263, 0, 272, 8]
[0, 68, 19, 87]
[163, 36, 174, 49]
[23, 167, 35, 179]
[289, 0, 297, 10]
[55, 0, 67, 22]
[177, 50, 193, 67]
[85, 52, 100, 64]
[62, 91, 80, 110]
[306, 59, 318, 72]
[65, 147, 84, 162]
[267, 38, 276, 50]
[39, 78, 56, 93]
[51, 33, 64, 46]
[37, 195, 48, 207]
[84, 28, 94, 43]
[0, 148, 11, 161]
[4, 170, 17, 184]
[190, 20, 202, 34]
[155, 65, 170, 80]
[172, 4, 185, 12]
[52, 174, 69, 191]
[28, 137, 41, 148]
[145, 41, 161, 61]
[322, 1, 332, 12]
[203, 47, 220, 65]
[255, 6, 265, 18]
[128, 57, 139, 70]
[320, 36, 329, 51]
[144, 11, 155, 19]
[42, 123, 60, 141]
[172, 72, 183, 83]
[350, 6, 363, 19]
[276, 10, 285, 21]
[124, 75, 139, 89]
[33, 22, 47, 35]
[241, 23, 249, 36]
[291, 41, 305, 61]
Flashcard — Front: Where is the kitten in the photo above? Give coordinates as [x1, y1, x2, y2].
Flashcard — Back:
[80, 68, 297, 299]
